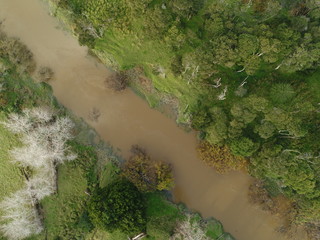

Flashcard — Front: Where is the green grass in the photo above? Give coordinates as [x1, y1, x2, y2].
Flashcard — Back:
[85, 229, 127, 240]
[99, 161, 120, 188]
[0, 113, 24, 208]
[144, 193, 182, 239]
[205, 219, 228, 240]
[0, 59, 58, 114]
[40, 162, 90, 240]
[95, 30, 199, 110]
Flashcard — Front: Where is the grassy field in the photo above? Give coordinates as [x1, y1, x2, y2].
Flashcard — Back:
[0, 113, 24, 210]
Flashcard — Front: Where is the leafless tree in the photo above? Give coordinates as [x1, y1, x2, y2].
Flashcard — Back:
[0, 189, 43, 240]
[0, 107, 76, 239]
[170, 214, 210, 240]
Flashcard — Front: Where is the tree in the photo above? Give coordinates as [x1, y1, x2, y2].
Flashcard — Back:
[122, 145, 174, 192]
[254, 120, 276, 139]
[0, 107, 76, 239]
[88, 179, 146, 234]
[231, 103, 256, 124]
[0, 189, 43, 240]
[270, 83, 295, 104]
[3, 107, 76, 170]
[205, 107, 228, 145]
[197, 141, 247, 173]
[191, 104, 212, 130]
[230, 137, 259, 157]
[170, 213, 209, 240]
[168, 0, 194, 17]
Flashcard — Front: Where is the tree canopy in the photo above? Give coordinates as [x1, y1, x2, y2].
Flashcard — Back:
[88, 179, 146, 234]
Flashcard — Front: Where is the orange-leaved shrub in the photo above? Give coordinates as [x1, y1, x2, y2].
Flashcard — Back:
[197, 141, 247, 173]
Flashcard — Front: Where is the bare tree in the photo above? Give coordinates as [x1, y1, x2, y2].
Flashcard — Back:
[0, 189, 43, 240]
[170, 214, 210, 240]
[0, 107, 76, 239]
[5, 107, 76, 169]
[26, 168, 56, 200]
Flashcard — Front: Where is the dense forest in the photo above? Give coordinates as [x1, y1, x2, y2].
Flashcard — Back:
[46, 0, 320, 238]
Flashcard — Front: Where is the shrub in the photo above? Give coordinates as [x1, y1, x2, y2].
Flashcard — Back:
[0, 30, 36, 74]
[88, 179, 146, 234]
[37, 66, 54, 82]
[105, 71, 128, 92]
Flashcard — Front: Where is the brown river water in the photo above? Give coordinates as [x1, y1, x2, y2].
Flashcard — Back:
[0, 1, 308, 239]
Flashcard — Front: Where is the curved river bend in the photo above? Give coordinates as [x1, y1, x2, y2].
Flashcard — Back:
[0, 1, 307, 239]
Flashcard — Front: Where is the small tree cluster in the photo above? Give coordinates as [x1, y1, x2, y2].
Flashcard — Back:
[0, 107, 76, 240]
[197, 141, 247, 174]
[122, 145, 174, 192]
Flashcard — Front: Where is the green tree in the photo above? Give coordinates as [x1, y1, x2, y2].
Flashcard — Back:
[270, 83, 295, 104]
[205, 107, 228, 145]
[230, 103, 256, 124]
[254, 120, 276, 139]
[230, 137, 259, 157]
[88, 179, 146, 234]
[168, 0, 194, 17]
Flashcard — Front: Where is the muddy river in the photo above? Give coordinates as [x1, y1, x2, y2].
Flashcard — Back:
[0, 0, 307, 239]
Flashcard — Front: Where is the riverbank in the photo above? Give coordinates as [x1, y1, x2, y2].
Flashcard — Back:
[0, 0, 310, 239]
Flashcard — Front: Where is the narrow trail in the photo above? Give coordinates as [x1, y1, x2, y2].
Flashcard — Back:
[0, 1, 307, 239]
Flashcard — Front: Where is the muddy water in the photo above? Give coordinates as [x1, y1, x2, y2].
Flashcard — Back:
[0, 1, 307, 239]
